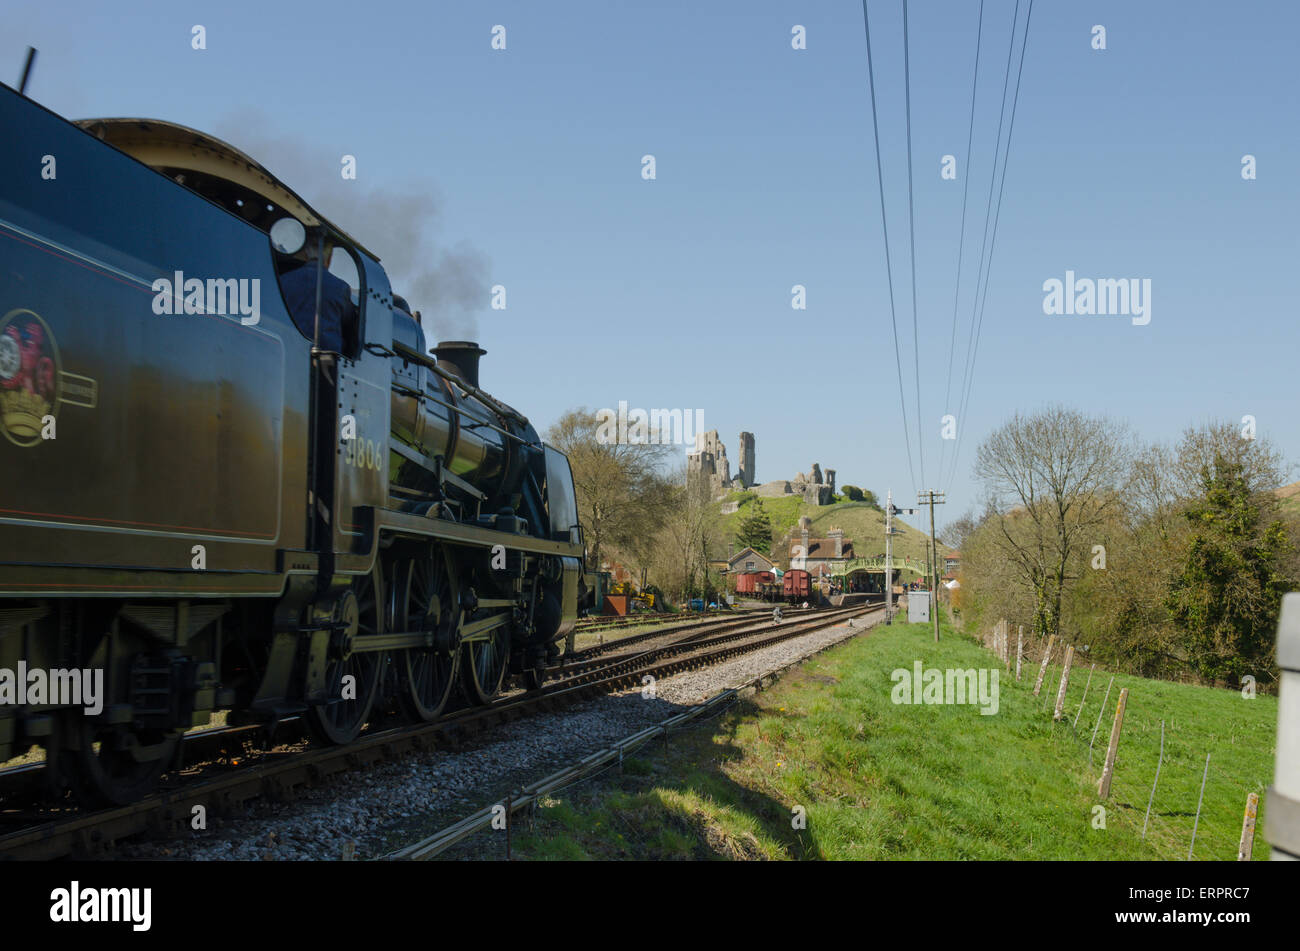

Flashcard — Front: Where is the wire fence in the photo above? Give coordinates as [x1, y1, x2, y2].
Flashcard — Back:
[974, 618, 1270, 861]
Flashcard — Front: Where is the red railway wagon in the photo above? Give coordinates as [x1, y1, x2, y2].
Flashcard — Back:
[783, 569, 812, 603]
[735, 570, 775, 595]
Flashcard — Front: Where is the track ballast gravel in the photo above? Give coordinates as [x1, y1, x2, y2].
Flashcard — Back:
[119, 611, 880, 860]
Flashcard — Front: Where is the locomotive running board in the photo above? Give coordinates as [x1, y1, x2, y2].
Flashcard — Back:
[363, 507, 584, 560]
[318, 611, 512, 654]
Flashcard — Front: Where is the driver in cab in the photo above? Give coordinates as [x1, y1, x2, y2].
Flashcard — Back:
[278, 227, 352, 355]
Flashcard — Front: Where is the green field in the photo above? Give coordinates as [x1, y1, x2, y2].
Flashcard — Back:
[508, 617, 1276, 860]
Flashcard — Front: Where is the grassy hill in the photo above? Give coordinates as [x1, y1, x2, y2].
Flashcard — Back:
[720, 491, 951, 569]
[1277, 480, 1300, 517]
[509, 615, 1276, 860]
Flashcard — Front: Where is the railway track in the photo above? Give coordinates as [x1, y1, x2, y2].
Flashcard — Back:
[389, 610, 885, 861]
[0, 607, 819, 806]
[561, 608, 820, 664]
[0, 603, 879, 860]
[573, 607, 764, 634]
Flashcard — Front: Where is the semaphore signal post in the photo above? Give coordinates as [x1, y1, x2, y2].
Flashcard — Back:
[917, 489, 945, 642]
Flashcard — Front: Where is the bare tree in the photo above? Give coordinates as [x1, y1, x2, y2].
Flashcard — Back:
[649, 467, 724, 604]
[546, 408, 673, 574]
[1171, 420, 1292, 501]
[940, 509, 980, 550]
[974, 406, 1132, 639]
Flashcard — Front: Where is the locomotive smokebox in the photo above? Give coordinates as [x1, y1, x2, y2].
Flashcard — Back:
[433, 340, 486, 389]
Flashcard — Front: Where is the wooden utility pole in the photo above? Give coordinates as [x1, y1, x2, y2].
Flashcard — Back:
[917, 489, 945, 642]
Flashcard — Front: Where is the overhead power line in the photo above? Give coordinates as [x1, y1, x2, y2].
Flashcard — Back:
[947, 0, 1021, 490]
[937, 0, 985, 491]
[861, 0, 919, 494]
[903, 0, 925, 488]
[945, 0, 1035, 494]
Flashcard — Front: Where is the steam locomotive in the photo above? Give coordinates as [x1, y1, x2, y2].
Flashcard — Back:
[0, 83, 585, 805]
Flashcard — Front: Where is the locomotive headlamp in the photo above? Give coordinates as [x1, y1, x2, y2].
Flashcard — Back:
[269, 216, 306, 255]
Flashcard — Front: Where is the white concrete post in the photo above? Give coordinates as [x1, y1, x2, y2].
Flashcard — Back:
[1266, 593, 1300, 861]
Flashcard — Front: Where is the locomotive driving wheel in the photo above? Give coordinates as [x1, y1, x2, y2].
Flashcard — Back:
[460, 624, 510, 705]
[393, 548, 461, 722]
[306, 566, 385, 744]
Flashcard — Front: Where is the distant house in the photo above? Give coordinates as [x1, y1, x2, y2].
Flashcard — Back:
[728, 547, 776, 574]
[789, 523, 854, 572]
[944, 552, 961, 575]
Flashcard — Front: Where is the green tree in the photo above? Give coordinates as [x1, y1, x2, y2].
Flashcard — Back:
[734, 500, 773, 555]
[841, 485, 864, 502]
[1165, 454, 1294, 686]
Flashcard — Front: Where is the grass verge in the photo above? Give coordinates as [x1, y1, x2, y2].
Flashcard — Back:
[503, 617, 1276, 860]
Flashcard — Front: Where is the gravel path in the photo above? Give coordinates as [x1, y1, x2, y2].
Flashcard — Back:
[119, 610, 879, 861]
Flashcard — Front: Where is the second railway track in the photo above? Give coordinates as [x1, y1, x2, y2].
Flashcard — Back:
[0, 602, 881, 860]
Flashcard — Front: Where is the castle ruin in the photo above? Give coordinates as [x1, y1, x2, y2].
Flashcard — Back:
[687, 430, 757, 496]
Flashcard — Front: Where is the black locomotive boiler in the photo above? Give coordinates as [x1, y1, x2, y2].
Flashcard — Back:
[0, 83, 585, 804]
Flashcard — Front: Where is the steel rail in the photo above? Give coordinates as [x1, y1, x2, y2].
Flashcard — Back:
[0, 607, 876, 859]
[387, 607, 885, 860]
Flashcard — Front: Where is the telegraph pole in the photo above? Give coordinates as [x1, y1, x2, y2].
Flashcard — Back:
[917, 489, 945, 642]
[884, 490, 893, 624]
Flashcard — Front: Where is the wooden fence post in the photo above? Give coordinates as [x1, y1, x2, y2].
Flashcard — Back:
[1097, 687, 1128, 799]
[1033, 634, 1056, 697]
[1015, 626, 1023, 681]
[1052, 646, 1075, 720]
[1073, 663, 1096, 729]
[1238, 792, 1259, 861]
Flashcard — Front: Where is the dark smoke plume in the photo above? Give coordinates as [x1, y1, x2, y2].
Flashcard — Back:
[213, 110, 487, 341]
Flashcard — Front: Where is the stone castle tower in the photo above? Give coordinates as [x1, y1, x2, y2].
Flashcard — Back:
[687, 430, 731, 495]
[738, 432, 755, 488]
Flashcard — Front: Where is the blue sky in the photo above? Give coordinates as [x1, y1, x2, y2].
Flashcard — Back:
[6, 0, 1297, 526]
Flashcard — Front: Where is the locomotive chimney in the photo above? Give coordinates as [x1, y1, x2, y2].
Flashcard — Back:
[433, 340, 486, 389]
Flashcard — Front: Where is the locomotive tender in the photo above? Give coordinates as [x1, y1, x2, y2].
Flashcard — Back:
[0, 84, 585, 804]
